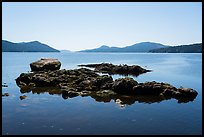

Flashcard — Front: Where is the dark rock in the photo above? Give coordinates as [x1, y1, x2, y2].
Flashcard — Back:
[31, 87, 62, 95]
[20, 85, 32, 93]
[20, 95, 27, 100]
[162, 88, 174, 96]
[91, 75, 113, 90]
[32, 73, 54, 87]
[2, 84, 8, 87]
[80, 90, 92, 97]
[78, 63, 151, 76]
[62, 89, 79, 99]
[177, 88, 198, 98]
[133, 85, 146, 95]
[2, 93, 9, 96]
[112, 77, 138, 94]
[133, 82, 177, 96]
[16, 73, 32, 87]
[30, 58, 61, 71]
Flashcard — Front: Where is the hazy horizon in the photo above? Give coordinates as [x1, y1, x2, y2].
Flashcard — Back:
[2, 2, 202, 51]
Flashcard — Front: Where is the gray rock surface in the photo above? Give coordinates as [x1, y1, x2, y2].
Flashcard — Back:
[30, 58, 61, 71]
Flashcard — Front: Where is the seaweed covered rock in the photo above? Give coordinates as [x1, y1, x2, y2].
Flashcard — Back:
[30, 58, 61, 71]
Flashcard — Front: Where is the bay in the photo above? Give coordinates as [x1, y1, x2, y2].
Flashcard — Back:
[2, 52, 202, 135]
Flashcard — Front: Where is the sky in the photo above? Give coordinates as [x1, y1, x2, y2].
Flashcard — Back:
[2, 2, 202, 51]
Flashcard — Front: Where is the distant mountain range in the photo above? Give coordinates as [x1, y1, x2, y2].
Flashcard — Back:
[80, 42, 169, 52]
[2, 40, 60, 52]
[79, 42, 202, 53]
[2, 40, 202, 53]
[149, 43, 202, 53]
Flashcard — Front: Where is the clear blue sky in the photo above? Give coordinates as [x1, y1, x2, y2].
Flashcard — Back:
[2, 2, 202, 51]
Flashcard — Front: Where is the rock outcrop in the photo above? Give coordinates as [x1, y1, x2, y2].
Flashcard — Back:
[132, 81, 198, 99]
[30, 58, 61, 71]
[78, 63, 151, 76]
[16, 59, 198, 104]
[112, 78, 138, 94]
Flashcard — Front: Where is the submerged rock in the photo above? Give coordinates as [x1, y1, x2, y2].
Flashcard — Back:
[30, 58, 61, 71]
[78, 63, 151, 76]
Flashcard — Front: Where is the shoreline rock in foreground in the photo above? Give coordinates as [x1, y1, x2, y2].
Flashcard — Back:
[16, 59, 198, 104]
[78, 63, 151, 76]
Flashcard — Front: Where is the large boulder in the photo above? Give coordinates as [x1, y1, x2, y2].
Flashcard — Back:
[30, 58, 61, 71]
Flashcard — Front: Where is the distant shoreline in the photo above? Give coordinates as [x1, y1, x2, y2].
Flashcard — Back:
[2, 51, 202, 54]
[2, 51, 60, 52]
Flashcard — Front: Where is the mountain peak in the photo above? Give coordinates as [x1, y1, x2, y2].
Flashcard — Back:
[134, 41, 163, 45]
[29, 41, 41, 44]
[100, 45, 109, 48]
[2, 40, 59, 52]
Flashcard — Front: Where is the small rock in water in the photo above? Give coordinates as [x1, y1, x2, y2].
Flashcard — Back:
[20, 95, 27, 100]
[2, 93, 9, 96]
[2, 84, 8, 87]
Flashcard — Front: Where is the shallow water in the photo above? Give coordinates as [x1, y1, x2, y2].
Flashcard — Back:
[2, 52, 202, 135]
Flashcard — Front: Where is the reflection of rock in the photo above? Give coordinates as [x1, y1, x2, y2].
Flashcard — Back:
[62, 90, 79, 99]
[17, 86, 197, 107]
[2, 93, 9, 97]
[16, 59, 198, 105]
[19, 86, 63, 96]
[78, 63, 151, 76]
[30, 58, 61, 71]
[115, 99, 126, 108]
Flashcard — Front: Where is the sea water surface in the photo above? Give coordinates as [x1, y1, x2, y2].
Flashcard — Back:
[2, 52, 202, 135]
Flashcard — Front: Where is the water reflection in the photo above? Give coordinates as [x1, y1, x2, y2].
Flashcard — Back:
[19, 86, 196, 107]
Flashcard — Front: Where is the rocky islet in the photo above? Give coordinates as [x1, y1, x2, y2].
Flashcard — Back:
[15, 58, 198, 103]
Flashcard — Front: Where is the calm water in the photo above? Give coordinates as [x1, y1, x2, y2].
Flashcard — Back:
[2, 52, 202, 135]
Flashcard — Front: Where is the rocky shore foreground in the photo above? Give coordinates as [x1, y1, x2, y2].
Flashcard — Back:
[16, 58, 198, 103]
